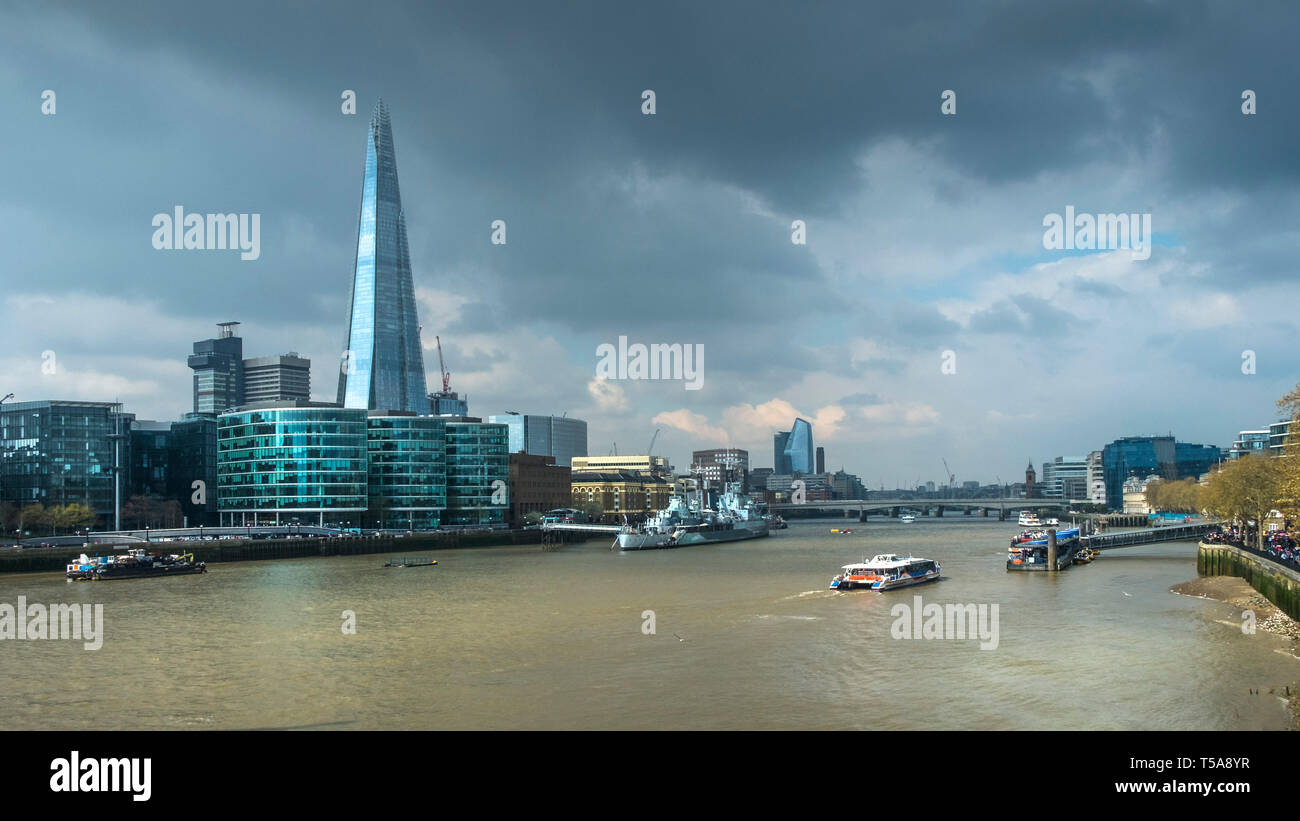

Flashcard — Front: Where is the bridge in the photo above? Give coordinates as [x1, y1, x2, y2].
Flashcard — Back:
[1081, 522, 1214, 551]
[766, 498, 1090, 521]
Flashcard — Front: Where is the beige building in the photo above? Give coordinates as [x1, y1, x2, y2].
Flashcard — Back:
[570, 455, 670, 476]
[570, 472, 673, 519]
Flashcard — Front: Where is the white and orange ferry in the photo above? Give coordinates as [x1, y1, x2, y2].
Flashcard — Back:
[829, 554, 941, 591]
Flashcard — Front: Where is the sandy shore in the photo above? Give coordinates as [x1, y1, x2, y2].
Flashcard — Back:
[1172, 575, 1300, 728]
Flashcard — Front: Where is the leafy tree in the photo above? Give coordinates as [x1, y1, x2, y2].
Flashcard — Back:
[1202, 456, 1280, 549]
[18, 503, 46, 536]
[582, 501, 605, 523]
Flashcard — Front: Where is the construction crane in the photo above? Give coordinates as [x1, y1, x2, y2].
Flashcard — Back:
[647, 428, 660, 457]
[942, 458, 955, 487]
[435, 336, 451, 393]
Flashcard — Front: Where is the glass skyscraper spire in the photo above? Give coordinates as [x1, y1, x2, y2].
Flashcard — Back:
[337, 99, 430, 413]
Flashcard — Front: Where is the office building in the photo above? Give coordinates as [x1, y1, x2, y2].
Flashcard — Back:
[815, 446, 825, 474]
[217, 403, 369, 526]
[443, 419, 509, 526]
[690, 448, 749, 490]
[188, 322, 244, 414]
[1086, 450, 1106, 505]
[336, 100, 430, 414]
[129, 420, 173, 498]
[169, 413, 218, 526]
[488, 414, 588, 467]
[366, 412, 447, 530]
[570, 455, 670, 476]
[243, 354, 311, 403]
[507, 452, 572, 526]
[775, 418, 814, 474]
[1101, 436, 1222, 511]
[1040, 456, 1088, 499]
[0, 400, 130, 525]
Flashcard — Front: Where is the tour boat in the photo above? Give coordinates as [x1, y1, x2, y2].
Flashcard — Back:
[829, 554, 941, 591]
[829, 528, 854, 534]
[899, 513, 917, 523]
[1017, 512, 1042, 527]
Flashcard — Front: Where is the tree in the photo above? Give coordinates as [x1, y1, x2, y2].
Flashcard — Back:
[18, 503, 46, 536]
[523, 511, 543, 526]
[1202, 456, 1280, 549]
[582, 501, 605, 523]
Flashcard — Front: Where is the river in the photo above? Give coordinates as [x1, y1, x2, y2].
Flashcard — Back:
[2, 517, 1296, 730]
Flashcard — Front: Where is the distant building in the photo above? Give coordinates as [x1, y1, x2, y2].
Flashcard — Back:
[188, 322, 244, 414]
[1122, 474, 1161, 514]
[1024, 462, 1036, 499]
[129, 420, 173, 498]
[570, 454, 670, 476]
[1086, 450, 1106, 505]
[747, 467, 774, 494]
[0, 400, 130, 525]
[1269, 421, 1293, 454]
[831, 470, 866, 500]
[815, 446, 825, 474]
[169, 413, 218, 526]
[488, 414, 588, 467]
[570, 472, 673, 519]
[1101, 436, 1221, 511]
[443, 420, 509, 527]
[243, 354, 311, 404]
[430, 390, 469, 417]
[1040, 456, 1088, 499]
[507, 452, 571, 526]
[1229, 429, 1269, 459]
[691, 448, 749, 491]
[775, 418, 814, 474]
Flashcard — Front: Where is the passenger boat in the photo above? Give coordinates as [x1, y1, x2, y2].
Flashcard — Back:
[67, 549, 206, 581]
[1045, 517, 1060, 526]
[830, 528, 854, 534]
[829, 554, 941, 591]
[899, 513, 917, 523]
[1017, 512, 1043, 527]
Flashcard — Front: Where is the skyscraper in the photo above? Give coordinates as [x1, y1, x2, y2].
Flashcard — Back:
[188, 322, 243, 414]
[778, 418, 814, 474]
[337, 100, 430, 413]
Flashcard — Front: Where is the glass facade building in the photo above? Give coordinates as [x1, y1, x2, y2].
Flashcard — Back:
[1040, 456, 1088, 499]
[217, 405, 368, 526]
[130, 420, 173, 497]
[169, 413, 218, 526]
[337, 100, 430, 414]
[367, 413, 446, 530]
[782, 418, 815, 474]
[1101, 436, 1221, 511]
[487, 414, 588, 467]
[0, 400, 128, 523]
[444, 421, 509, 526]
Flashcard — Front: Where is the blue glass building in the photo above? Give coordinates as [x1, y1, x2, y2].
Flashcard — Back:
[444, 421, 509, 526]
[1101, 436, 1221, 511]
[781, 418, 815, 474]
[367, 413, 447, 530]
[337, 100, 430, 414]
[217, 405, 368, 526]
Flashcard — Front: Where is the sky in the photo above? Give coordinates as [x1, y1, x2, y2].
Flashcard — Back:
[2, 0, 1299, 488]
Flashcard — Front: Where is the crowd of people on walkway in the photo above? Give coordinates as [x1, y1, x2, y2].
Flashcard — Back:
[1206, 525, 1300, 570]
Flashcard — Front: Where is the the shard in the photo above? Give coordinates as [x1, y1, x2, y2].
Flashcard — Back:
[337, 99, 430, 413]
